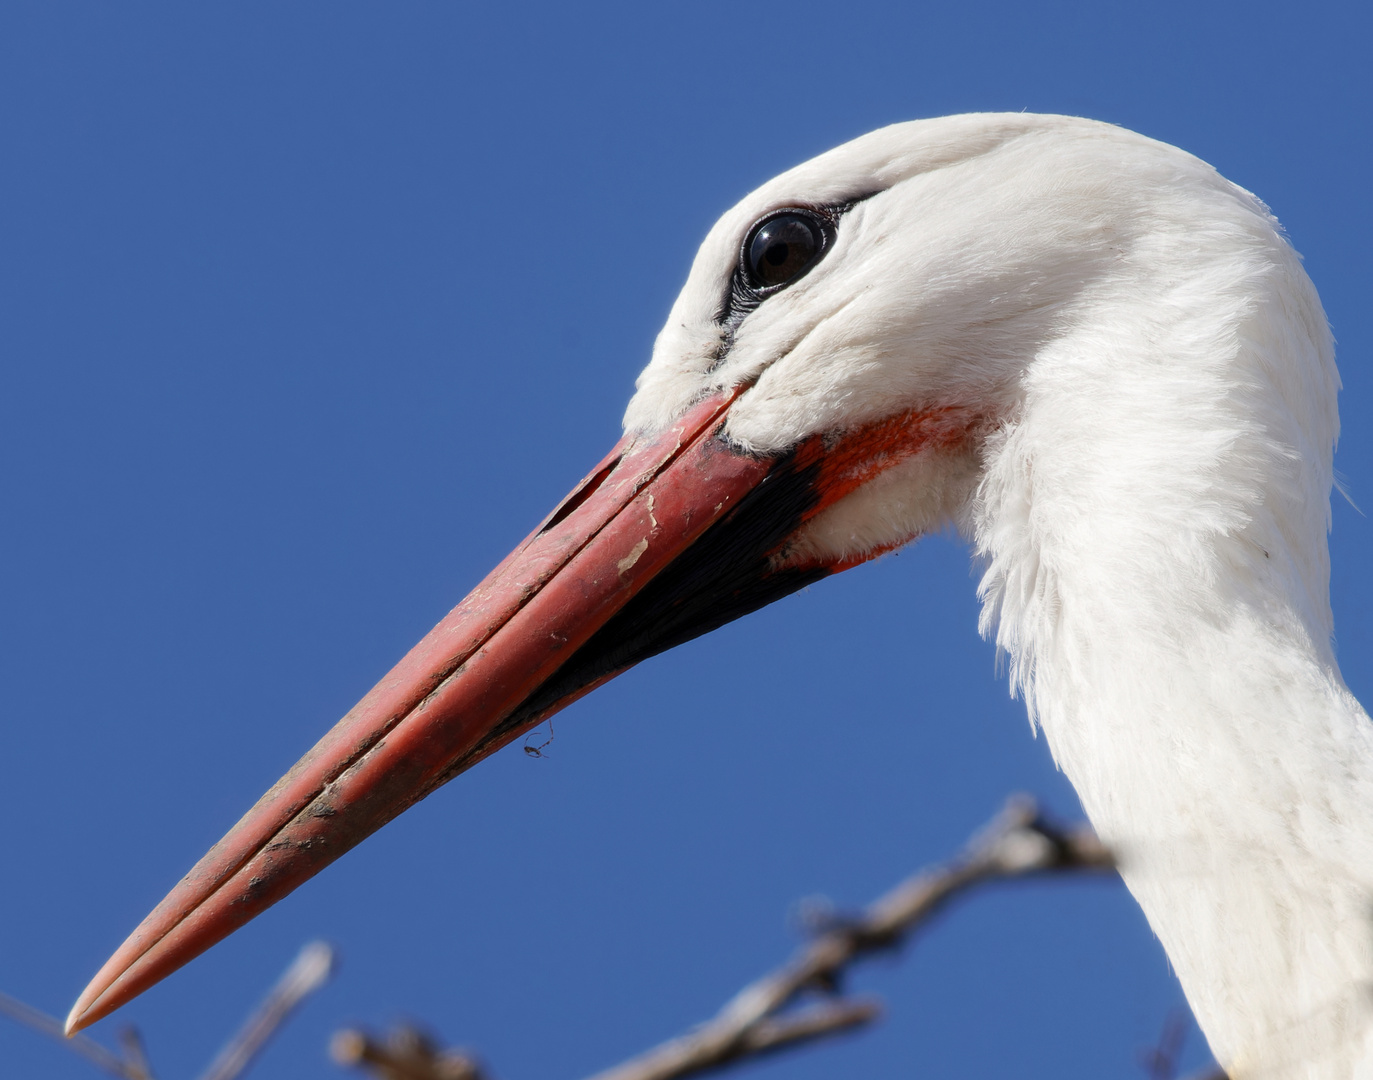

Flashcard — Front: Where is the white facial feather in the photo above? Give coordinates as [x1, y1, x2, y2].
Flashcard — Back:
[626, 114, 1373, 1077]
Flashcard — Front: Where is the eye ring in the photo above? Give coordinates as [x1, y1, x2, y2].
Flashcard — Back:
[739, 207, 835, 294]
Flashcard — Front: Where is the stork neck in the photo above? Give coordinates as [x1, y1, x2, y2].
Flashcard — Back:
[972, 317, 1373, 1075]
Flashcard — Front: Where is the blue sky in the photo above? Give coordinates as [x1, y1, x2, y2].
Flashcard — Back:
[2, 3, 1370, 1078]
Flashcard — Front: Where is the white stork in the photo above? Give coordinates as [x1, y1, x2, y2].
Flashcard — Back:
[67, 114, 1372, 1078]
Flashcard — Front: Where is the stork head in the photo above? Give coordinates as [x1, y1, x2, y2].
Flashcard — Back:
[70, 113, 1321, 1033]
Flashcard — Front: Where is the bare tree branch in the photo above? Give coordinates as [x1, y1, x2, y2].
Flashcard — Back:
[331, 795, 1127, 1080]
[2, 803, 1214, 1080]
[331, 1025, 488, 1080]
[583, 794, 1113, 1080]
[0, 990, 151, 1080]
[197, 940, 337, 1080]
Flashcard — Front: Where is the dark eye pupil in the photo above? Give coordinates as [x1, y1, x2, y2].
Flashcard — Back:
[747, 212, 822, 288]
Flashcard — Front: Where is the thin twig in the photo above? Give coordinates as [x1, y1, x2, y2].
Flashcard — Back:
[582, 794, 1114, 1080]
[1141, 1008, 1194, 1080]
[331, 1025, 488, 1080]
[0, 989, 149, 1079]
[196, 940, 337, 1080]
[119, 1026, 159, 1080]
[725, 997, 883, 1058]
[3, 941, 334, 1080]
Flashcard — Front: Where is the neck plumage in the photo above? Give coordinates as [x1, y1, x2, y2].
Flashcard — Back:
[972, 226, 1373, 1077]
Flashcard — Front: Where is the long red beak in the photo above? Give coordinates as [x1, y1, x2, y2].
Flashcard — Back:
[67, 387, 971, 1033]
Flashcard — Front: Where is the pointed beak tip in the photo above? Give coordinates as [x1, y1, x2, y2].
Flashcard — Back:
[65, 967, 123, 1037]
[63, 999, 91, 1038]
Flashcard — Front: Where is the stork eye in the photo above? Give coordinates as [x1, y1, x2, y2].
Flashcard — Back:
[743, 210, 828, 290]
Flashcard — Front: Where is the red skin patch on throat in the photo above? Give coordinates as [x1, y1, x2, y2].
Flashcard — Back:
[783, 404, 986, 571]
